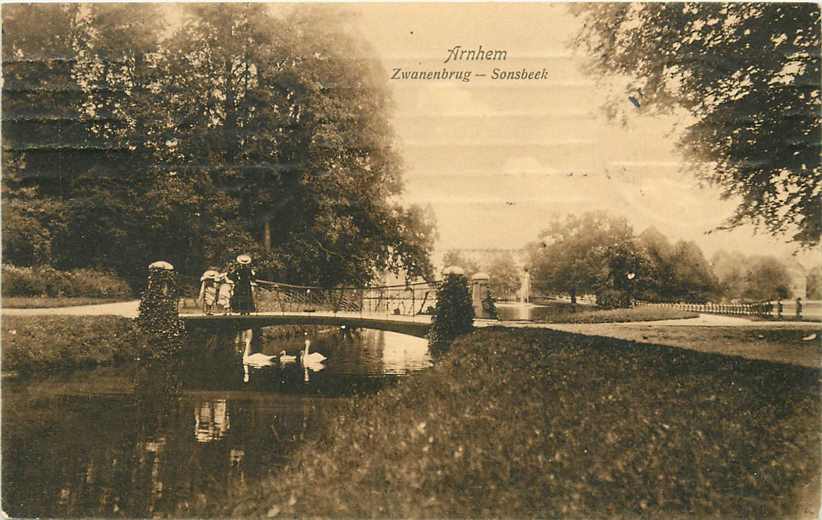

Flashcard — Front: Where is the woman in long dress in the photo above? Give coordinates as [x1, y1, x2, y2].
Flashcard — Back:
[216, 274, 234, 315]
[228, 254, 256, 315]
[198, 270, 220, 314]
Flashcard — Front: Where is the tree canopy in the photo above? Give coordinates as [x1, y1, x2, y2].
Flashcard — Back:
[527, 211, 634, 303]
[441, 251, 480, 279]
[572, 3, 821, 248]
[526, 214, 764, 305]
[2, 5, 435, 288]
[487, 252, 521, 301]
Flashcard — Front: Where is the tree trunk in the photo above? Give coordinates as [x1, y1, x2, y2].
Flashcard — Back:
[263, 221, 272, 251]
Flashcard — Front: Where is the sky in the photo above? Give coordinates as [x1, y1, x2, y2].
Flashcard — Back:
[325, 3, 818, 268]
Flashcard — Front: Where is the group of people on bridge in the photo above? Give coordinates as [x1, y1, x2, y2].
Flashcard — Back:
[197, 254, 256, 315]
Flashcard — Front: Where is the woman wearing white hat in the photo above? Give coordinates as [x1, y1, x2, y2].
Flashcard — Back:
[198, 269, 220, 315]
[228, 254, 256, 315]
[216, 273, 234, 315]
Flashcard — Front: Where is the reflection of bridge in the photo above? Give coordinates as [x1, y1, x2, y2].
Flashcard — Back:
[183, 278, 441, 338]
[181, 311, 432, 338]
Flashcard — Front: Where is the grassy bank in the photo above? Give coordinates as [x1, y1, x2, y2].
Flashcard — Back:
[1, 297, 127, 309]
[544, 305, 698, 323]
[549, 322, 822, 369]
[218, 328, 819, 518]
[1, 315, 146, 373]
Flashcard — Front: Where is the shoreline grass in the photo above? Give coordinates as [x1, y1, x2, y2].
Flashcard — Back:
[213, 328, 820, 518]
[543, 305, 699, 323]
[1, 315, 146, 373]
[1, 296, 129, 309]
[550, 323, 822, 369]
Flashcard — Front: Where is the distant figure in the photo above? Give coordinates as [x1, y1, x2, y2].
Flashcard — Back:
[519, 269, 531, 304]
[777, 299, 784, 320]
[796, 297, 803, 320]
[229, 254, 256, 315]
[198, 270, 219, 315]
[216, 274, 234, 315]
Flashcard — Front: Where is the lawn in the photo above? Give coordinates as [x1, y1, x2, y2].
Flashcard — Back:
[548, 322, 822, 369]
[1, 315, 146, 373]
[212, 328, 820, 518]
[1, 297, 128, 309]
[543, 305, 698, 323]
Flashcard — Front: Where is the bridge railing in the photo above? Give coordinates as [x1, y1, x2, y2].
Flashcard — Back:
[253, 279, 439, 317]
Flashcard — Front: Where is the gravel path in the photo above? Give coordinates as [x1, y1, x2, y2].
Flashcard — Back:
[1, 300, 140, 318]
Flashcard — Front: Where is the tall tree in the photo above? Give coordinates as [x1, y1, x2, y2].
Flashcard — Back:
[711, 249, 749, 301]
[806, 265, 822, 300]
[1, 4, 87, 199]
[743, 256, 792, 301]
[441, 250, 480, 279]
[528, 211, 634, 303]
[668, 241, 720, 302]
[637, 227, 676, 300]
[572, 3, 821, 247]
[2, 5, 436, 288]
[487, 252, 521, 301]
[153, 5, 433, 285]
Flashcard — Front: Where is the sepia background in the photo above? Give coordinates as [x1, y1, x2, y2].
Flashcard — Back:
[2, 3, 820, 519]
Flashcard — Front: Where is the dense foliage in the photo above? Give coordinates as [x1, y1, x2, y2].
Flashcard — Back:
[428, 271, 474, 352]
[1, 265, 132, 298]
[2, 5, 436, 289]
[527, 212, 804, 305]
[482, 290, 499, 320]
[527, 212, 641, 304]
[572, 3, 821, 248]
[712, 251, 794, 301]
[487, 252, 521, 301]
[441, 250, 480, 279]
[136, 266, 185, 360]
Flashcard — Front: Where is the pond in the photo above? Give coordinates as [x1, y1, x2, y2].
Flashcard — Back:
[2, 328, 431, 518]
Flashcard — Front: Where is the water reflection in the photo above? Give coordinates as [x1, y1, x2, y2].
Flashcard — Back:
[2, 328, 430, 518]
[195, 399, 231, 443]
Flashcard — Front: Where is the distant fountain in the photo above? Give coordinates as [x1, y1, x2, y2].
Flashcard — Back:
[519, 269, 530, 304]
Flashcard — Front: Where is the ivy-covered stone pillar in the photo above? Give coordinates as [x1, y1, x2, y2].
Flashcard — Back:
[428, 266, 474, 354]
[137, 261, 186, 361]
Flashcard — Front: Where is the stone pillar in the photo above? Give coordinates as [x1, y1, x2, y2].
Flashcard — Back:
[471, 272, 490, 318]
[138, 260, 185, 360]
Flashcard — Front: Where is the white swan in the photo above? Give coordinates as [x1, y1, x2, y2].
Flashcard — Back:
[241, 333, 277, 368]
[300, 337, 327, 366]
[243, 351, 277, 367]
[278, 350, 297, 364]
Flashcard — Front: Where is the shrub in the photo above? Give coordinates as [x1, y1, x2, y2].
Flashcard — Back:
[596, 288, 631, 309]
[1, 202, 53, 266]
[482, 290, 499, 319]
[428, 271, 474, 353]
[1, 265, 132, 298]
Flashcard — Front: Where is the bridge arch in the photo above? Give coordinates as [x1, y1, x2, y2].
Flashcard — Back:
[181, 312, 431, 339]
